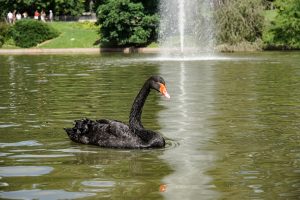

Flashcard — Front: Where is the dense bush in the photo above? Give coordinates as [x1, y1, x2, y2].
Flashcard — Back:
[263, 0, 300, 49]
[11, 19, 59, 48]
[97, 0, 159, 47]
[0, 22, 10, 47]
[214, 0, 264, 45]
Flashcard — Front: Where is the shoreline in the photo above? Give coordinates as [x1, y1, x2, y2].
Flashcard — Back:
[1, 47, 298, 55]
[0, 47, 160, 55]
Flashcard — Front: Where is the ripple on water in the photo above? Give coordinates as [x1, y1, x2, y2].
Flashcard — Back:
[81, 180, 115, 187]
[0, 140, 42, 148]
[47, 73, 68, 77]
[0, 189, 95, 200]
[0, 166, 53, 177]
[35, 79, 48, 83]
[0, 123, 21, 128]
[164, 139, 180, 150]
[81, 180, 115, 193]
[0, 182, 9, 187]
[51, 148, 97, 154]
[75, 73, 90, 76]
[9, 154, 74, 158]
[0, 153, 13, 157]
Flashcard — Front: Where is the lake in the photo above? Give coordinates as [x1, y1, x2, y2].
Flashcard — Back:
[0, 52, 299, 199]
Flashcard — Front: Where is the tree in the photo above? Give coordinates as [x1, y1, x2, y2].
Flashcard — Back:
[214, 0, 264, 45]
[97, 0, 158, 47]
[133, 0, 159, 14]
[54, 0, 85, 16]
[264, 0, 300, 49]
[0, 0, 47, 18]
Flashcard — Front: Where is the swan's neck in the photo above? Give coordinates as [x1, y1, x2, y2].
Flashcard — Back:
[129, 81, 150, 131]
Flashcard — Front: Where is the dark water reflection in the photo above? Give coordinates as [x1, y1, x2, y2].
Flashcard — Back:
[0, 52, 299, 199]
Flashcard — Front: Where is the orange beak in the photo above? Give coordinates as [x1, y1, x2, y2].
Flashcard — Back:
[159, 83, 170, 99]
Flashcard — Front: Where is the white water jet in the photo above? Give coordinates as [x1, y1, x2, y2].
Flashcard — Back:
[178, 0, 185, 54]
[159, 0, 215, 59]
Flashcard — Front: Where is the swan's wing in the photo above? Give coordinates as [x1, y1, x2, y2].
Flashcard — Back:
[92, 120, 143, 148]
[107, 120, 131, 137]
[65, 118, 142, 148]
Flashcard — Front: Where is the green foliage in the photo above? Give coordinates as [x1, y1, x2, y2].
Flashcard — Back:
[0, 36, 4, 48]
[132, 0, 159, 14]
[11, 19, 59, 48]
[54, 0, 85, 16]
[97, 0, 159, 47]
[263, 0, 300, 49]
[93, 0, 159, 15]
[214, 0, 265, 45]
[0, 22, 10, 47]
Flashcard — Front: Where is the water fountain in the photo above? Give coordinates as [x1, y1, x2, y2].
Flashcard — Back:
[159, 0, 215, 60]
[157, 1, 219, 198]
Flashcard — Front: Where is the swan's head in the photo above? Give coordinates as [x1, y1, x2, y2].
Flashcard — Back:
[149, 75, 170, 99]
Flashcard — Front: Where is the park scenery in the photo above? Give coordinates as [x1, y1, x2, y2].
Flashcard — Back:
[0, 0, 299, 51]
[0, 1, 299, 200]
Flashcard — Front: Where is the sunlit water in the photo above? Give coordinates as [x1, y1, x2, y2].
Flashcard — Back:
[0, 52, 299, 199]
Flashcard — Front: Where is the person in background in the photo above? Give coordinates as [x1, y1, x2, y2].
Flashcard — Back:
[7, 11, 13, 24]
[49, 10, 53, 22]
[34, 10, 39, 20]
[41, 9, 46, 22]
[16, 12, 22, 20]
[22, 12, 28, 19]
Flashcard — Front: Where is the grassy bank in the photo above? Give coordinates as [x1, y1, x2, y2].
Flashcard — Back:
[40, 22, 100, 48]
[2, 21, 100, 49]
[2, 21, 158, 49]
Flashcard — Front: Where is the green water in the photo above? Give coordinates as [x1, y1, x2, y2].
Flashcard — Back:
[0, 52, 299, 200]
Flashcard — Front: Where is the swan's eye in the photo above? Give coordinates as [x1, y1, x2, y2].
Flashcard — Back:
[159, 83, 170, 99]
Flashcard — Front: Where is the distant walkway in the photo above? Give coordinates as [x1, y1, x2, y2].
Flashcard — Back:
[0, 48, 159, 55]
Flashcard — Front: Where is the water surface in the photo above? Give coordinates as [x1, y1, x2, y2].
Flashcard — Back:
[0, 52, 299, 199]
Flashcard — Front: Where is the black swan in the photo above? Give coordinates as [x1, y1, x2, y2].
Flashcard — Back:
[65, 75, 170, 149]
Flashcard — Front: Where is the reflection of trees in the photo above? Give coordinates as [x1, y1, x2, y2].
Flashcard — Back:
[209, 60, 300, 199]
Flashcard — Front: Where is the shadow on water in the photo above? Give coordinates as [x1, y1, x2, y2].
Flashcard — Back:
[0, 54, 173, 199]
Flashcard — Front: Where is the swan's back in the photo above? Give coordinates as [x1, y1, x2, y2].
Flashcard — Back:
[65, 118, 145, 148]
